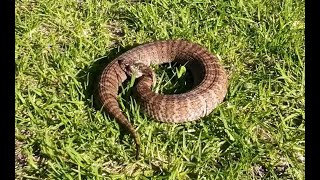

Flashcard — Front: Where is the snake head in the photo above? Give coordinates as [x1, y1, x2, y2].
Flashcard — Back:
[121, 62, 156, 86]
[121, 62, 151, 77]
[124, 63, 147, 78]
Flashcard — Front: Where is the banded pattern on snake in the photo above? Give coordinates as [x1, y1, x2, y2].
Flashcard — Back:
[98, 40, 228, 159]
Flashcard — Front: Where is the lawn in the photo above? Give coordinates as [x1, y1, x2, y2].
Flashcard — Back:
[15, 0, 305, 179]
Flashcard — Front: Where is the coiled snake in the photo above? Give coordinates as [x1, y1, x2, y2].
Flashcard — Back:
[98, 40, 228, 159]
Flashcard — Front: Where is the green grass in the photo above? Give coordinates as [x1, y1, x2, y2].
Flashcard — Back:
[15, 0, 304, 179]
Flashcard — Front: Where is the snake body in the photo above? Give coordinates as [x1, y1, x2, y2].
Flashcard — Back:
[98, 40, 228, 158]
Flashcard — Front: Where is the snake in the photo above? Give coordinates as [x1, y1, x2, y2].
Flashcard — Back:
[98, 40, 228, 159]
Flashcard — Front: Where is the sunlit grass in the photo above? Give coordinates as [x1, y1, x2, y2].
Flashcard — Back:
[16, 0, 304, 179]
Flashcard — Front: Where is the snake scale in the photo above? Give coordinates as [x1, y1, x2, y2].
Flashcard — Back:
[98, 40, 228, 159]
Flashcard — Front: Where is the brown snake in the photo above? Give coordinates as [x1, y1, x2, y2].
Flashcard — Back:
[98, 40, 228, 159]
